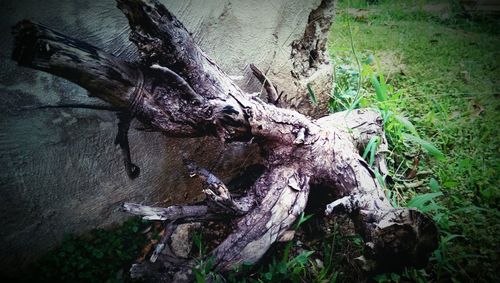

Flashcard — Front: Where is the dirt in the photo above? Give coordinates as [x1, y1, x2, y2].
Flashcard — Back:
[375, 51, 408, 79]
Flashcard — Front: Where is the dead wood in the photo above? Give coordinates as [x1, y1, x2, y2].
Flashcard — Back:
[10, 0, 438, 280]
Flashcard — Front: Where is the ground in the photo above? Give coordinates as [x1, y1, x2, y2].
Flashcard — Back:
[325, 1, 499, 282]
[23, 1, 499, 282]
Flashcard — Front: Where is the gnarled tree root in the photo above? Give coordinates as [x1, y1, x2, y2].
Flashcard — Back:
[11, 0, 438, 281]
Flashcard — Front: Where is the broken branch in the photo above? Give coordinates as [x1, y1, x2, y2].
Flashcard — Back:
[250, 63, 279, 105]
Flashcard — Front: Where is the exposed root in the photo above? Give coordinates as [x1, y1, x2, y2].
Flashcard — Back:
[185, 161, 254, 215]
[11, 0, 439, 280]
[115, 112, 140, 179]
[250, 63, 280, 105]
[122, 203, 211, 221]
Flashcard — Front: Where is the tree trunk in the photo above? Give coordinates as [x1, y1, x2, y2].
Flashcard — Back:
[10, 0, 438, 280]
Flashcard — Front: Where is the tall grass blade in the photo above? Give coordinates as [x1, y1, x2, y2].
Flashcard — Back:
[307, 83, 318, 105]
[370, 74, 387, 102]
[394, 114, 418, 136]
[362, 136, 378, 160]
[402, 133, 445, 160]
[406, 192, 443, 212]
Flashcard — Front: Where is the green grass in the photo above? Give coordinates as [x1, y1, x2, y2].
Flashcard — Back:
[327, 0, 499, 282]
[24, 218, 151, 283]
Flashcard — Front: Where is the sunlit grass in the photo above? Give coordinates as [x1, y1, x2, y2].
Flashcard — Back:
[329, 0, 499, 281]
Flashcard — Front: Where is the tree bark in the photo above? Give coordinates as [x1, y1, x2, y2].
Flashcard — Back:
[10, 0, 438, 280]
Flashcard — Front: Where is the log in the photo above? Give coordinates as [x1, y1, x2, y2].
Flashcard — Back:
[10, 0, 438, 280]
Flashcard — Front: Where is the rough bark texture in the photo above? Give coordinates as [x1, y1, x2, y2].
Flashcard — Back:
[5, 0, 438, 280]
[0, 0, 325, 275]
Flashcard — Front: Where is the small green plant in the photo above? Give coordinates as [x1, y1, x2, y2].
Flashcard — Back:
[260, 250, 314, 282]
[331, 50, 445, 167]
[373, 272, 401, 283]
[373, 268, 430, 283]
[406, 192, 443, 214]
[362, 135, 380, 166]
[364, 60, 445, 163]
[191, 233, 225, 283]
[225, 213, 316, 283]
[259, 213, 314, 282]
[193, 256, 223, 283]
[26, 217, 149, 283]
[330, 63, 363, 112]
[282, 213, 313, 262]
[309, 222, 365, 283]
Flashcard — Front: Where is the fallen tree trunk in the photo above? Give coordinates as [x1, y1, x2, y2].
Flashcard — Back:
[11, 0, 438, 280]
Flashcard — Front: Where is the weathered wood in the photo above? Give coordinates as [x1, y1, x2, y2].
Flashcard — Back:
[122, 203, 210, 221]
[10, 0, 438, 279]
[186, 161, 254, 215]
[291, 0, 336, 77]
[115, 112, 141, 179]
[317, 109, 390, 177]
[249, 63, 280, 105]
[12, 20, 137, 108]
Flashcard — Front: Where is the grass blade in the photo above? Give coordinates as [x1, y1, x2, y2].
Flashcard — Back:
[306, 83, 318, 105]
[362, 135, 378, 160]
[370, 74, 387, 102]
[394, 114, 418, 136]
[402, 133, 445, 160]
[406, 192, 443, 212]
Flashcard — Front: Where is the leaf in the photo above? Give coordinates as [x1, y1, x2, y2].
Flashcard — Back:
[370, 74, 387, 102]
[131, 225, 139, 233]
[441, 181, 458, 190]
[306, 83, 318, 105]
[288, 251, 314, 268]
[369, 137, 379, 166]
[406, 192, 443, 211]
[380, 109, 393, 125]
[374, 169, 387, 191]
[373, 274, 389, 283]
[429, 178, 441, 192]
[402, 133, 445, 160]
[362, 136, 379, 160]
[94, 250, 104, 259]
[390, 273, 401, 282]
[361, 135, 380, 167]
[346, 93, 364, 115]
[277, 262, 287, 274]
[295, 212, 313, 228]
[441, 234, 463, 245]
[364, 54, 375, 65]
[264, 272, 273, 281]
[394, 114, 418, 136]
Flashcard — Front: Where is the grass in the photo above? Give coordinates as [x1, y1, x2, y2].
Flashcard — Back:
[23, 1, 499, 282]
[326, 0, 499, 282]
[23, 217, 152, 283]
